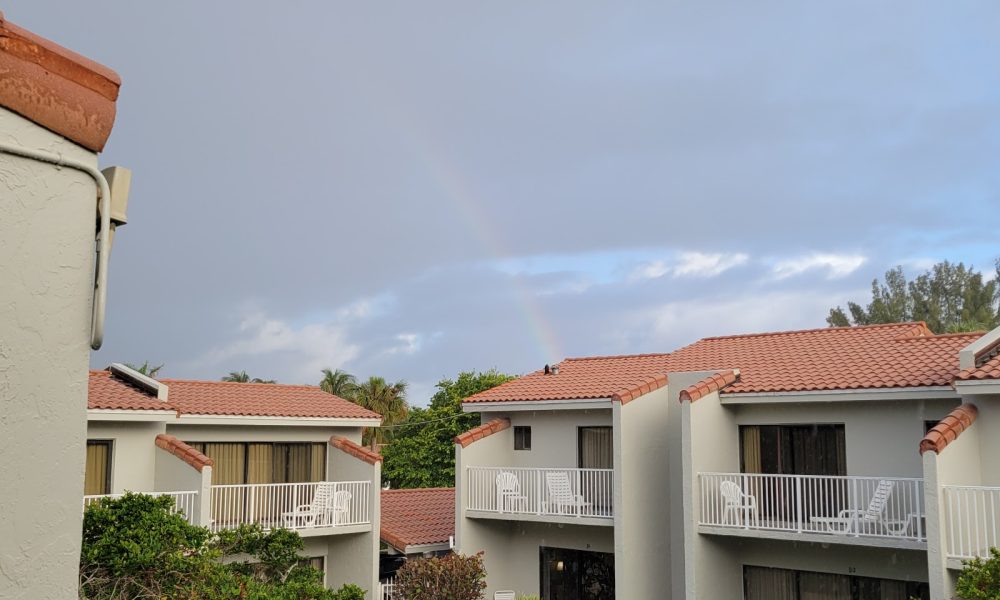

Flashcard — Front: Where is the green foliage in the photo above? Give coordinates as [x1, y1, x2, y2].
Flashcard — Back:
[353, 376, 409, 449]
[320, 368, 358, 399]
[516, 596, 541, 600]
[331, 584, 367, 600]
[827, 260, 1000, 333]
[395, 552, 487, 600]
[80, 493, 341, 599]
[956, 548, 1000, 599]
[382, 369, 515, 489]
[124, 361, 163, 377]
[222, 370, 277, 383]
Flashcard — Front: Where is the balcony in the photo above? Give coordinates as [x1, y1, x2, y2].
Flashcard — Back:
[943, 485, 1000, 564]
[82, 490, 199, 525]
[209, 480, 371, 536]
[465, 466, 614, 526]
[698, 473, 926, 549]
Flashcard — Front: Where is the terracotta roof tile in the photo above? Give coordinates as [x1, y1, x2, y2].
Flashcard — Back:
[381, 487, 455, 552]
[88, 370, 173, 412]
[155, 434, 213, 472]
[678, 370, 740, 403]
[160, 379, 382, 420]
[0, 13, 120, 152]
[330, 436, 382, 465]
[920, 404, 979, 455]
[466, 323, 982, 404]
[957, 353, 1000, 381]
[454, 418, 510, 448]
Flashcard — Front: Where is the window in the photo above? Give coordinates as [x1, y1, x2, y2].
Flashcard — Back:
[186, 442, 327, 485]
[578, 427, 613, 469]
[540, 547, 615, 600]
[743, 566, 929, 600]
[740, 424, 846, 476]
[84, 440, 113, 495]
[514, 426, 531, 450]
[299, 556, 325, 582]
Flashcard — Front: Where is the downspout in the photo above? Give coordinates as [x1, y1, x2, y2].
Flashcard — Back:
[0, 143, 112, 349]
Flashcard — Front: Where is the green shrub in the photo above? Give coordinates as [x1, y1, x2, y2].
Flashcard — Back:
[957, 547, 1000, 599]
[79, 492, 349, 599]
[332, 583, 367, 600]
[395, 552, 487, 600]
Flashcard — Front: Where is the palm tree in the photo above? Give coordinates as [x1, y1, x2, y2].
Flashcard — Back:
[222, 370, 276, 384]
[319, 368, 357, 399]
[125, 361, 163, 377]
[351, 376, 408, 451]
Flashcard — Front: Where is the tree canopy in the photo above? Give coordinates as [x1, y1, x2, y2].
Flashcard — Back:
[124, 361, 163, 377]
[222, 370, 276, 384]
[352, 376, 409, 450]
[382, 369, 515, 489]
[827, 260, 1000, 333]
[319, 368, 357, 399]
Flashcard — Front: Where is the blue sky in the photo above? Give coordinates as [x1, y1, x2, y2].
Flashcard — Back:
[8, 1, 999, 404]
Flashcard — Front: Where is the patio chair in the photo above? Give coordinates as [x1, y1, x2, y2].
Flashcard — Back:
[545, 471, 592, 515]
[282, 482, 342, 528]
[494, 592, 516, 600]
[720, 480, 759, 527]
[496, 471, 528, 513]
[810, 479, 908, 536]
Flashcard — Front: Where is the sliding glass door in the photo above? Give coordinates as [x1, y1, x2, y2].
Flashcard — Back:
[540, 547, 614, 600]
[744, 566, 929, 600]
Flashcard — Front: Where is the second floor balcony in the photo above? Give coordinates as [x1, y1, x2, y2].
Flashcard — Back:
[943, 485, 1000, 565]
[698, 472, 926, 549]
[465, 466, 614, 526]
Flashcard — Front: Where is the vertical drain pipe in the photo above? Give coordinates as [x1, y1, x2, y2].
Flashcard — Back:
[0, 143, 111, 349]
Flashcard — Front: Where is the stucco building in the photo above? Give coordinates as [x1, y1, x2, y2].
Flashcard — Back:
[0, 12, 126, 599]
[85, 365, 385, 593]
[454, 321, 1000, 600]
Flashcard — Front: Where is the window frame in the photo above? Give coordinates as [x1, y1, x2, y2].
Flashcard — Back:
[514, 426, 532, 451]
[85, 439, 114, 496]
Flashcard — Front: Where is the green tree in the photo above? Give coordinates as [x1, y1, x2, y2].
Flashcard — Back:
[827, 261, 1000, 333]
[222, 370, 277, 384]
[320, 368, 357, 399]
[352, 376, 408, 450]
[79, 493, 338, 599]
[124, 361, 163, 377]
[382, 369, 515, 489]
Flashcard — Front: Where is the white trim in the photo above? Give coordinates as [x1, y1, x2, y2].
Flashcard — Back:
[959, 325, 1000, 369]
[174, 414, 381, 427]
[463, 398, 612, 412]
[87, 409, 175, 422]
[954, 380, 1000, 395]
[396, 542, 451, 555]
[719, 387, 958, 404]
[108, 363, 168, 401]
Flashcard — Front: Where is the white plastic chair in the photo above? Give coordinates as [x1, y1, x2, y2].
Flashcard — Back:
[282, 483, 342, 527]
[811, 480, 905, 535]
[495, 471, 528, 513]
[545, 471, 592, 515]
[720, 480, 758, 527]
[494, 591, 516, 600]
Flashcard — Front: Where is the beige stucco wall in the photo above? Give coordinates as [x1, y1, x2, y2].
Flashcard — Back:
[87, 420, 166, 492]
[478, 409, 613, 469]
[0, 106, 102, 599]
[167, 424, 362, 444]
[616, 386, 673, 599]
[325, 447, 381, 594]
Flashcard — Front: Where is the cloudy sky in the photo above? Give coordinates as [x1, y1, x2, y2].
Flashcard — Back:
[10, 2, 1000, 404]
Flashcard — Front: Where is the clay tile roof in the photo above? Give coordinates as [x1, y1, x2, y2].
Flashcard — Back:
[454, 418, 510, 448]
[155, 434, 213, 472]
[381, 487, 455, 553]
[678, 370, 740, 403]
[0, 13, 121, 152]
[88, 370, 173, 412]
[920, 404, 979, 455]
[957, 353, 1000, 381]
[159, 379, 382, 420]
[330, 436, 382, 465]
[463, 323, 983, 405]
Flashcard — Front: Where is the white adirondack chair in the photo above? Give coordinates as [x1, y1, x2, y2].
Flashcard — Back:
[811, 480, 906, 535]
[496, 471, 528, 513]
[545, 471, 592, 515]
[494, 592, 516, 600]
[282, 482, 342, 528]
[720, 480, 758, 527]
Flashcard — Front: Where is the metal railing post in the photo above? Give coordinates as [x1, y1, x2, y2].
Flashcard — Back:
[796, 476, 803, 533]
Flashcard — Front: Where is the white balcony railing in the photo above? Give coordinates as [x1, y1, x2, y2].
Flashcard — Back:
[82, 490, 199, 524]
[466, 467, 614, 519]
[209, 481, 370, 533]
[379, 578, 396, 600]
[943, 485, 1000, 560]
[699, 473, 925, 542]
